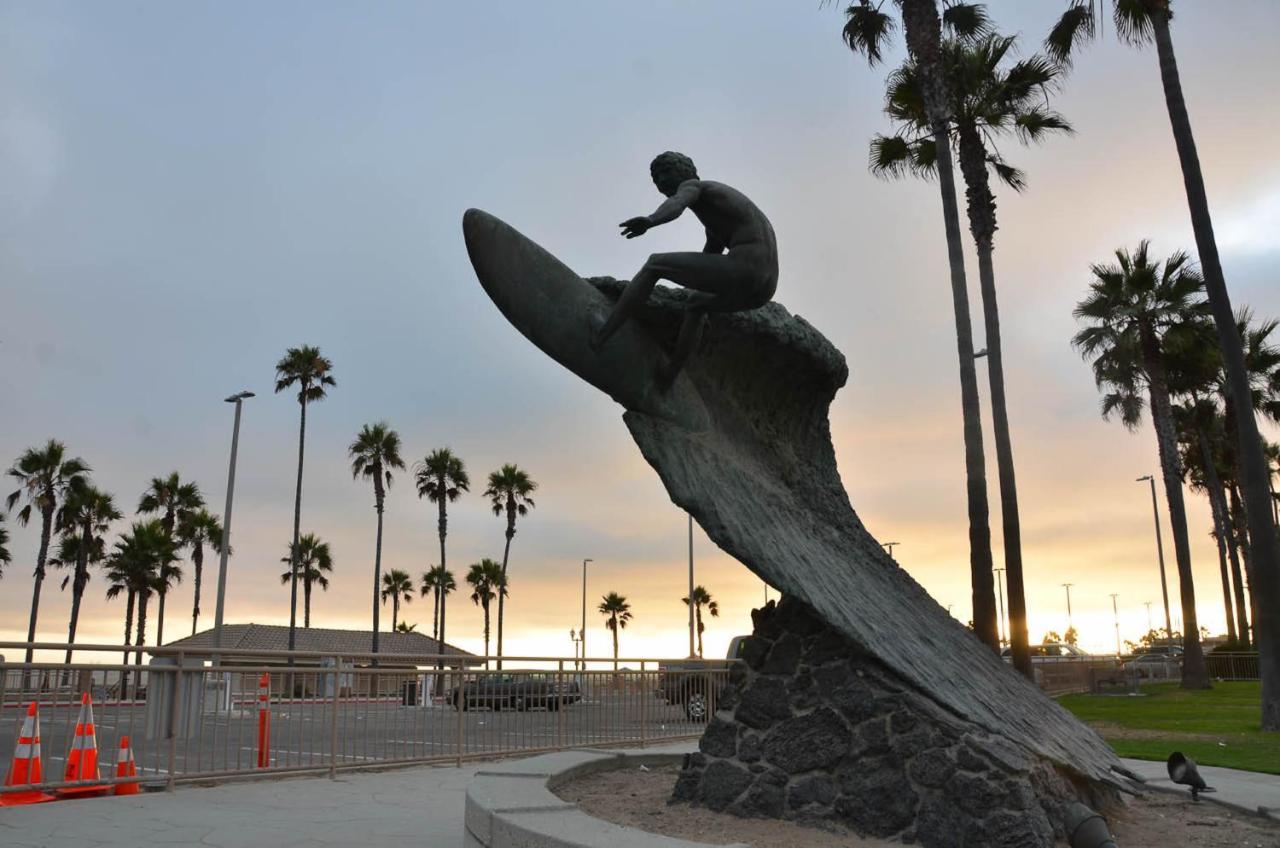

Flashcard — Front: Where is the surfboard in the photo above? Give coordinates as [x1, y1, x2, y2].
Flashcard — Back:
[463, 209, 709, 432]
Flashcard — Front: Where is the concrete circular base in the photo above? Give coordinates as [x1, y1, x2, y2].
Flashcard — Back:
[464, 749, 747, 848]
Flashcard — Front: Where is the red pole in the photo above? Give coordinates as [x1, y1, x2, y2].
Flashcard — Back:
[256, 673, 270, 768]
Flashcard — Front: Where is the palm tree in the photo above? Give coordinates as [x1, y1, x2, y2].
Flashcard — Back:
[1049, 0, 1280, 730]
[54, 483, 120, 664]
[107, 520, 178, 689]
[275, 344, 336, 654]
[349, 422, 405, 654]
[484, 464, 537, 668]
[178, 509, 224, 636]
[680, 585, 720, 659]
[467, 559, 506, 666]
[870, 31, 1072, 676]
[415, 448, 469, 668]
[279, 533, 333, 628]
[6, 440, 90, 665]
[597, 592, 633, 672]
[421, 565, 456, 644]
[381, 569, 414, 632]
[842, 0, 1000, 650]
[0, 514, 10, 576]
[137, 472, 204, 646]
[137, 472, 204, 536]
[395, 621, 418, 633]
[1072, 241, 1210, 688]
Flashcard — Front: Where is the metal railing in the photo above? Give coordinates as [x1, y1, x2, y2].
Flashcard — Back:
[0, 642, 731, 799]
[1013, 651, 1262, 696]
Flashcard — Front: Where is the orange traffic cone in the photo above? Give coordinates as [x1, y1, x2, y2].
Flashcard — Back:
[58, 693, 107, 798]
[113, 735, 139, 796]
[0, 703, 55, 806]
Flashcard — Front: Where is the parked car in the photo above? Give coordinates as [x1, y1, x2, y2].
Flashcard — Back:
[1000, 643, 1090, 663]
[1123, 652, 1182, 679]
[657, 635, 749, 722]
[449, 672, 581, 711]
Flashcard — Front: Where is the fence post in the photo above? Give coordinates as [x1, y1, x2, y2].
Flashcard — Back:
[556, 660, 565, 750]
[166, 650, 183, 791]
[329, 654, 341, 779]
[455, 672, 466, 767]
[639, 661, 647, 748]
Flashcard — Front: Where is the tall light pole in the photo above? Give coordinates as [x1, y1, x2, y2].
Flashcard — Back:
[580, 559, 592, 672]
[688, 515, 696, 659]
[1109, 593, 1121, 657]
[1145, 601, 1153, 633]
[1062, 583, 1074, 630]
[1136, 475, 1174, 641]
[882, 542, 900, 560]
[993, 567, 1007, 647]
[213, 390, 254, 657]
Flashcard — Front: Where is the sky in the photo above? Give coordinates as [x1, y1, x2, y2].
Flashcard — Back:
[3, 1, 1279, 663]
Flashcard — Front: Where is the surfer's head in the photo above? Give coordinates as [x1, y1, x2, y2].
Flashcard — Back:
[650, 151, 698, 197]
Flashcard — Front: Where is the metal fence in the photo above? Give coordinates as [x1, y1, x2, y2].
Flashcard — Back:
[1021, 651, 1262, 696]
[0, 642, 730, 799]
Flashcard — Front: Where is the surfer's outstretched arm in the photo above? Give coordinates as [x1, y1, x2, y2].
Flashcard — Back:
[620, 182, 702, 238]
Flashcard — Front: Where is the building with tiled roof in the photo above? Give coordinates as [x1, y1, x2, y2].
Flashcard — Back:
[166, 623, 478, 664]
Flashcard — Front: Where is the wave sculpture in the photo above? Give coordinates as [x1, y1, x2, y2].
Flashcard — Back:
[463, 208, 1133, 846]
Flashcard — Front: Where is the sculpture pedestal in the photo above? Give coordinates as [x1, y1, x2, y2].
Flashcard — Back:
[673, 599, 1118, 848]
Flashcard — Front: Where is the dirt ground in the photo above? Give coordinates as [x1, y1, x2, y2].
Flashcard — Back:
[555, 763, 1280, 847]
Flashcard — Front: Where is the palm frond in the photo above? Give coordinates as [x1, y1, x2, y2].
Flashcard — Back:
[842, 0, 896, 66]
[1044, 2, 1095, 67]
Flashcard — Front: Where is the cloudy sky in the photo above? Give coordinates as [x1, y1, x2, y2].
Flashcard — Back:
[3, 1, 1278, 662]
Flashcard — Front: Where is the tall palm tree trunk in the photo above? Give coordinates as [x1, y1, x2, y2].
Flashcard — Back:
[121, 590, 135, 699]
[191, 545, 203, 636]
[496, 519, 514, 670]
[1230, 484, 1257, 648]
[695, 605, 704, 659]
[1150, 10, 1278, 724]
[135, 594, 150, 669]
[156, 590, 167, 647]
[482, 604, 491, 667]
[24, 508, 55, 669]
[437, 497, 447, 673]
[1198, 431, 1238, 643]
[611, 619, 619, 672]
[432, 587, 440, 642]
[65, 523, 90, 666]
[1143, 342, 1209, 688]
[304, 571, 313, 628]
[288, 399, 308, 654]
[371, 481, 385, 659]
[956, 123, 1031, 672]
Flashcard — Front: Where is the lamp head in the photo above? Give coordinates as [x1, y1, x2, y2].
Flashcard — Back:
[224, 390, 255, 403]
[1136, 475, 1152, 482]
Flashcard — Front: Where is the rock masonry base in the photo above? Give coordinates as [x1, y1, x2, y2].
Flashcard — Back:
[673, 598, 1121, 848]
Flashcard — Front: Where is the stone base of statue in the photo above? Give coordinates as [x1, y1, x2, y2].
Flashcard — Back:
[462, 209, 1134, 847]
[674, 598, 1117, 847]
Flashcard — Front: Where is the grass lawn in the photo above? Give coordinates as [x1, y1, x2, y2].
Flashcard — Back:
[1059, 681, 1280, 774]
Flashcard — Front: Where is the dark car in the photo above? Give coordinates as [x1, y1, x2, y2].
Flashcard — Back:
[450, 672, 581, 711]
[657, 636, 748, 721]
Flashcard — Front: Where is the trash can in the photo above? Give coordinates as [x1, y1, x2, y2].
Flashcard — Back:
[401, 679, 418, 706]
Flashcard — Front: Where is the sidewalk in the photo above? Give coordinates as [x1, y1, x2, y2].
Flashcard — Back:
[2, 752, 1276, 847]
[1121, 757, 1280, 821]
[0, 762, 484, 848]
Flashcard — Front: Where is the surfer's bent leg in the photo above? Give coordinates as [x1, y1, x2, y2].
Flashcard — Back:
[590, 252, 746, 351]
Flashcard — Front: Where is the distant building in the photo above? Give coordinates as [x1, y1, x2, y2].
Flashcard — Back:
[164, 624, 481, 698]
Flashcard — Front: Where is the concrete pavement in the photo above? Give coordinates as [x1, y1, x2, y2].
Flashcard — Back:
[2, 753, 1277, 847]
[1121, 757, 1280, 822]
[0, 762, 485, 848]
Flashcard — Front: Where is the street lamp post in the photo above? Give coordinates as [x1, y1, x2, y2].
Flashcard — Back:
[580, 559, 592, 672]
[1062, 583, 1074, 631]
[993, 567, 1007, 647]
[213, 390, 254, 660]
[1136, 475, 1174, 641]
[1109, 593, 1121, 657]
[882, 542, 900, 560]
[1144, 601, 1153, 633]
[688, 515, 696, 659]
